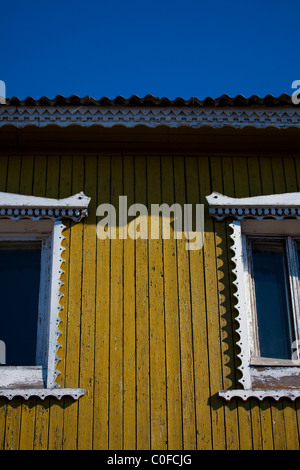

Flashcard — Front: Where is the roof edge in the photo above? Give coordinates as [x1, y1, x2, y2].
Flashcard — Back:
[0, 93, 295, 107]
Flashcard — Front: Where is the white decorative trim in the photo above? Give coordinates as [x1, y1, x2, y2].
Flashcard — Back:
[46, 221, 66, 388]
[219, 389, 300, 401]
[0, 191, 90, 221]
[227, 221, 300, 400]
[229, 221, 252, 389]
[1, 106, 300, 129]
[207, 191, 300, 220]
[207, 191, 300, 401]
[0, 192, 90, 397]
[0, 388, 85, 401]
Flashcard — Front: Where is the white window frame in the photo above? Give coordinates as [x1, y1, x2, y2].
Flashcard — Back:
[206, 191, 300, 402]
[243, 226, 300, 365]
[0, 191, 90, 401]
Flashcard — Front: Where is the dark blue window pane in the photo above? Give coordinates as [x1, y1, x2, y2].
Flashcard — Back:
[252, 240, 294, 360]
[0, 243, 41, 366]
[297, 242, 300, 273]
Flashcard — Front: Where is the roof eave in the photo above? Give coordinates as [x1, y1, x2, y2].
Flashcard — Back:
[1, 104, 300, 130]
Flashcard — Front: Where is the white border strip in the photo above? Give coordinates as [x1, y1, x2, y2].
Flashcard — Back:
[219, 389, 300, 401]
[207, 191, 300, 221]
[1, 106, 300, 129]
[0, 191, 90, 221]
[229, 221, 252, 389]
[46, 221, 65, 388]
[0, 388, 85, 400]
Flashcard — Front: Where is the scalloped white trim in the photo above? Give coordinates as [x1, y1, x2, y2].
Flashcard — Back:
[0, 191, 90, 221]
[229, 221, 252, 389]
[1, 106, 300, 129]
[0, 388, 85, 400]
[207, 191, 300, 221]
[219, 389, 300, 401]
[46, 221, 66, 388]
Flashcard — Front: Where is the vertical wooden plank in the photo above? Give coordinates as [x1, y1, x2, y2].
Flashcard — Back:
[259, 156, 274, 194]
[19, 155, 34, 195]
[4, 155, 22, 450]
[259, 400, 274, 450]
[19, 402, 35, 450]
[93, 155, 111, 449]
[173, 156, 196, 450]
[0, 155, 8, 191]
[211, 156, 240, 450]
[283, 157, 297, 193]
[161, 156, 182, 449]
[109, 155, 124, 449]
[6, 155, 21, 193]
[135, 156, 150, 450]
[231, 156, 253, 450]
[78, 155, 97, 449]
[46, 155, 60, 198]
[282, 402, 299, 450]
[271, 157, 285, 193]
[147, 155, 167, 450]
[62, 155, 84, 449]
[259, 156, 275, 198]
[246, 156, 261, 196]
[194, 155, 225, 449]
[0, 400, 5, 450]
[294, 157, 300, 190]
[19, 155, 36, 450]
[4, 402, 21, 450]
[123, 155, 136, 449]
[186, 156, 212, 450]
[34, 400, 50, 450]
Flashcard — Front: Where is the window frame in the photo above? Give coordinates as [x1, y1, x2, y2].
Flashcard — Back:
[244, 232, 300, 365]
[206, 191, 300, 401]
[0, 230, 51, 386]
[0, 191, 90, 401]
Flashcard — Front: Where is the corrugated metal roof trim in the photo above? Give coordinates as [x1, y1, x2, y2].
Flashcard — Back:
[2, 93, 294, 107]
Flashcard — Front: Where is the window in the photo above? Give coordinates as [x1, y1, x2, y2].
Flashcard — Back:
[0, 191, 90, 400]
[245, 235, 300, 363]
[206, 191, 300, 401]
[0, 241, 42, 367]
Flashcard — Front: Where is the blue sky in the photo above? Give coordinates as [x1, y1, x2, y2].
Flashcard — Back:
[1, 0, 300, 100]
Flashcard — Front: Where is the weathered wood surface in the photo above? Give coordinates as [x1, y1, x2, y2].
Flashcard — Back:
[0, 154, 299, 450]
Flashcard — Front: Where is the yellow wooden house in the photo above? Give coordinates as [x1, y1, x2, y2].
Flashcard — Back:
[0, 93, 300, 450]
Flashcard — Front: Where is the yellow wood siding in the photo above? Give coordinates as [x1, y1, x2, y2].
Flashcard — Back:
[0, 153, 300, 450]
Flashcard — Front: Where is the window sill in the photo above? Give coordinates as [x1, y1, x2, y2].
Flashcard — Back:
[219, 389, 300, 401]
[0, 388, 85, 400]
[250, 357, 300, 367]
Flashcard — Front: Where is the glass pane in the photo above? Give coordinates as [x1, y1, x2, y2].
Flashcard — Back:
[251, 239, 294, 360]
[0, 242, 41, 366]
[296, 241, 300, 272]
